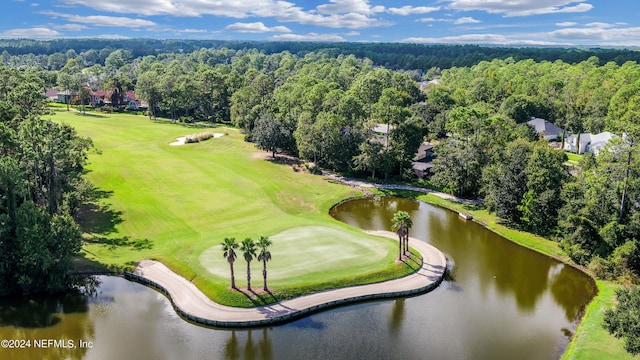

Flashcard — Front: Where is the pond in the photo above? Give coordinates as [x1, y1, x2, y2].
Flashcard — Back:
[0, 197, 596, 360]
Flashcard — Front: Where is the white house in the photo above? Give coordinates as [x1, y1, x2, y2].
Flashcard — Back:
[526, 117, 564, 141]
[564, 132, 615, 155]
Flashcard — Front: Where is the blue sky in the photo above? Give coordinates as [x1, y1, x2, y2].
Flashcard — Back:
[2, 0, 640, 46]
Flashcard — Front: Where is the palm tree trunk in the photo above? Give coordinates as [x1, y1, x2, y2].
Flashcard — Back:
[229, 262, 236, 289]
[403, 233, 408, 257]
[398, 232, 403, 261]
[263, 260, 268, 292]
[246, 261, 252, 291]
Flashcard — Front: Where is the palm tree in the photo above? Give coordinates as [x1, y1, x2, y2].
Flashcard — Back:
[403, 214, 413, 257]
[391, 211, 412, 261]
[221, 237, 239, 289]
[256, 236, 272, 292]
[240, 237, 257, 291]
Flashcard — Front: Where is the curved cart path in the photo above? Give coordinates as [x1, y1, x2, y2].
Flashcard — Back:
[126, 230, 446, 328]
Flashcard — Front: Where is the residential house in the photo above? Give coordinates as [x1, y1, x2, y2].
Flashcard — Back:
[412, 142, 435, 179]
[416, 79, 440, 92]
[56, 90, 72, 104]
[90, 89, 146, 110]
[564, 132, 615, 155]
[91, 89, 107, 106]
[526, 117, 564, 141]
[373, 123, 395, 135]
[44, 88, 60, 102]
[124, 91, 145, 110]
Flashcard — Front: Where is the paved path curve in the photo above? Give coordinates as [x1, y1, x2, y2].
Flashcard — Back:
[323, 173, 483, 205]
[126, 231, 447, 328]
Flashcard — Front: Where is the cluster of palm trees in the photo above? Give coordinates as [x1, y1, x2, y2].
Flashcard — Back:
[221, 236, 272, 292]
[391, 211, 413, 261]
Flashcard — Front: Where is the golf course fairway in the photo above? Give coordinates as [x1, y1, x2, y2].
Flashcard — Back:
[52, 110, 421, 307]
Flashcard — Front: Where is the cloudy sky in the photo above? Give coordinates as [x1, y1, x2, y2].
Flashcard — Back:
[2, 0, 640, 46]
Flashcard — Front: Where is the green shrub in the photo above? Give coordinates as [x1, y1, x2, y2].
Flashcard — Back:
[184, 132, 215, 144]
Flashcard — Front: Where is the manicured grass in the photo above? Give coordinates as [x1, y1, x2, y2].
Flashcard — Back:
[563, 280, 636, 360]
[566, 151, 583, 166]
[377, 188, 633, 360]
[51, 110, 417, 307]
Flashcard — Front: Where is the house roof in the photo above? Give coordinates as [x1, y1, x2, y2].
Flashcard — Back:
[44, 88, 60, 98]
[125, 91, 138, 101]
[526, 118, 564, 136]
[412, 162, 434, 171]
[373, 124, 395, 134]
[590, 131, 614, 145]
[413, 142, 434, 162]
[566, 132, 615, 146]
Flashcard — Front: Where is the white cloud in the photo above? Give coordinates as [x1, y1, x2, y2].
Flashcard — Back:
[30, 2, 39, 6]
[225, 22, 291, 33]
[454, 17, 481, 24]
[54, 24, 88, 31]
[387, 6, 441, 16]
[270, 32, 346, 41]
[317, 0, 385, 15]
[41, 11, 157, 28]
[277, 10, 391, 29]
[585, 22, 616, 29]
[59, 0, 390, 29]
[1, 27, 61, 37]
[549, 26, 640, 44]
[446, 0, 593, 17]
[556, 21, 578, 27]
[95, 34, 131, 39]
[345, 31, 360, 36]
[416, 18, 437, 23]
[175, 29, 209, 33]
[401, 33, 558, 45]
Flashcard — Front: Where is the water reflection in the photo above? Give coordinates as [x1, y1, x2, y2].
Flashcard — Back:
[332, 197, 597, 323]
[0, 277, 100, 360]
[224, 329, 273, 360]
[389, 299, 405, 335]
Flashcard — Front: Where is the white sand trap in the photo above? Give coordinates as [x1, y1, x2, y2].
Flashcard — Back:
[170, 136, 187, 146]
[170, 133, 224, 146]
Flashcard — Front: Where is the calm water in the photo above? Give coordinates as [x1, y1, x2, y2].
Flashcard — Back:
[0, 197, 596, 360]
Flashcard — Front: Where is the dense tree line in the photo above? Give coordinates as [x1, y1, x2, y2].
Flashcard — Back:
[3, 39, 640, 72]
[427, 57, 640, 284]
[0, 66, 91, 295]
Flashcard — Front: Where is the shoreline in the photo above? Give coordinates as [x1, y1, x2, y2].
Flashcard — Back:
[125, 232, 446, 328]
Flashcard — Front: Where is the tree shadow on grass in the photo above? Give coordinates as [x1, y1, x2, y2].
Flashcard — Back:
[73, 111, 108, 118]
[84, 235, 154, 252]
[76, 188, 122, 235]
[234, 287, 278, 306]
[77, 187, 154, 253]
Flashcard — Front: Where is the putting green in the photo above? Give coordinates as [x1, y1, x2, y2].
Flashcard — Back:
[200, 226, 389, 286]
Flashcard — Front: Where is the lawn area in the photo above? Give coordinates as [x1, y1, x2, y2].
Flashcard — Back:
[563, 280, 637, 360]
[566, 151, 583, 166]
[51, 110, 417, 307]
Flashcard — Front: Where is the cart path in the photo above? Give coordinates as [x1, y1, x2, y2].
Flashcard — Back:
[126, 230, 446, 328]
[324, 173, 483, 205]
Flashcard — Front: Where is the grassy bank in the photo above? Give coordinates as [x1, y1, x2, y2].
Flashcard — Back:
[52, 110, 419, 307]
[377, 189, 633, 360]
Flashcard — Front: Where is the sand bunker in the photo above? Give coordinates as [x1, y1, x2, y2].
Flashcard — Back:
[170, 132, 224, 146]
